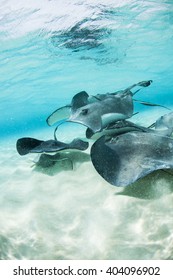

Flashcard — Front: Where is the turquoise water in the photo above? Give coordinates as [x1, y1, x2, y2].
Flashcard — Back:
[0, 0, 173, 260]
[1, 0, 173, 139]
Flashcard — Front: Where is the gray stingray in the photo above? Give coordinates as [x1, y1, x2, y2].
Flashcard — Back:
[149, 111, 173, 136]
[46, 80, 153, 127]
[34, 153, 64, 168]
[85, 119, 149, 139]
[69, 92, 134, 133]
[86, 110, 173, 139]
[16, 137, 89, 155]
[34, 150, 90, 169]
[90, 131, 173, 187]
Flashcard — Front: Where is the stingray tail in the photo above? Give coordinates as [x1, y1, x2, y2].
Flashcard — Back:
[148, 122, 156, 128]
[69, 138, 89, 151]
[54, 121, 66, 141]
[16, 137, 43, 155]
[133, 99, 171, 110]
[127, 80, 153, 92]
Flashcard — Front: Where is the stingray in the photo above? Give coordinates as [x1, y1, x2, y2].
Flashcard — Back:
[46, 80, 153, 127]
[85, 119, 149, 139]
[90, 131, 173, 187]
[16, 137, 89, 155]
[85, 109, 173, 139]
[69, 92, 134, 133]
[149, 111, 173, 136]
[34, 153, 74, 172]
[34, 150, 91, 173]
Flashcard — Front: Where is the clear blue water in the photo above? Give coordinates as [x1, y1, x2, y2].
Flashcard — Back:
[1, 0, 173, 139]
[0, 0, 173, 260]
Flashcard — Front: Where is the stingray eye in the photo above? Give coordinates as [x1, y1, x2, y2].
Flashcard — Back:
[81, 109, 89, 115]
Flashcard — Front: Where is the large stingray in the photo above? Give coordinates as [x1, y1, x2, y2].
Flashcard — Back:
[16, 137, 89, 155]
[90, 131, 173, 187]
[46, 80, 153, 127]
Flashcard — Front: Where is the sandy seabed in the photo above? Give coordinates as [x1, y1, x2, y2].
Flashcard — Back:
[1, 110, 173, 260]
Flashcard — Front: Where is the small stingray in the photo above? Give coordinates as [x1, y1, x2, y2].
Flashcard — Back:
[34, 153, 73, 172]
[91, 131, 173, 187]
[34, 153, 64, 168]
[150, 111, 173, 136]
[16, 137, 89, 155]
[34, 150, 91, 176]
[46, 80, 153, 127]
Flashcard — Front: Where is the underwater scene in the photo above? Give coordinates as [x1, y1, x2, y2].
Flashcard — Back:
[0, 0, 173, 260]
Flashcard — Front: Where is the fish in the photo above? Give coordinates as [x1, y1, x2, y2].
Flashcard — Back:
[69, 91, 134, 133]
[46, 80, 153, 127]
[16, 137, 89, 155]
[90, 131, 173, 187]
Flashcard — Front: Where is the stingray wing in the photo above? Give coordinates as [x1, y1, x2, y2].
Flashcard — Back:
[16, 138, 68, 154]
[16, 137, 89, 155]
[46, 91, 89, 126]
[69, 138, 89, 150]
[71, 91, 89, 113]
[16, 137, 44, 155]
[46, 105, 71, 126]
[91, 132, 173, 187]
[30, 140, 68, 153]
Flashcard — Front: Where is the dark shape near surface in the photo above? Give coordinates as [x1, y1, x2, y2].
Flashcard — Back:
[16, 137, 89, 155]
[51, 18, 111, 51]
[91, 131, 173, 187]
